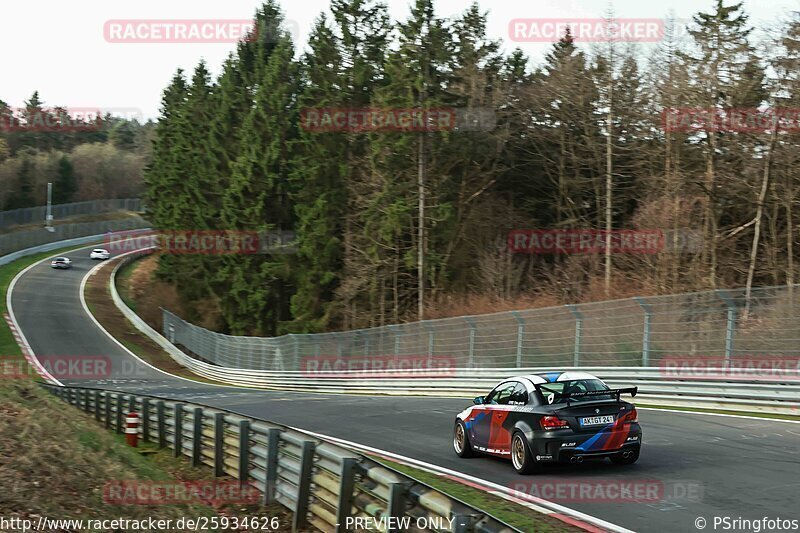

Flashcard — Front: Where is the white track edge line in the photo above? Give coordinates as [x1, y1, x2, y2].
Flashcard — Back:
[77, 250, 248, 389]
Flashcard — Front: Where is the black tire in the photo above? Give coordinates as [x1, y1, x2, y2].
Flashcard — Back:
[610, 448, 640, 465]
[453, 420, 476, 458]
[511, 431, 541, 474]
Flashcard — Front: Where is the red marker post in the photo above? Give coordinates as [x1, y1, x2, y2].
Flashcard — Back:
[125, 412, 139, 447]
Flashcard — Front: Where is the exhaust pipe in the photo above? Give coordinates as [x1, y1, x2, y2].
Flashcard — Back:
[622, 451, 632, 458]
[576, 456, 584, 464]
[570, 457, 577, 463]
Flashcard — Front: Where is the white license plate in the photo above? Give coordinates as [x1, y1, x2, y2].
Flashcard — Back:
[580, 415, 614, 426]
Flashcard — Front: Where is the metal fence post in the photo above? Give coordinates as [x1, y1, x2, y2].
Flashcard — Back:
[464, 317, 476, 368]
[566, 305, 584, 367]
[387, 482, 408, 532]
[422, 321, 434, 363]
[192, 407, 203, 467]
[94, 390, 101, 421]
[390, 325, 401, 358]
[716, 290, 737, 363]
[115, 394, 124, 434]
[512, 311, 524, 368]
[292, 440, 316, 532]
[263, 428, 281, 504]
[335, 458, 357, 533]
[82, 390, 90, 413]
[141, 398, 150, 442]
[238, 420, 250, 484]
[635, 297, 652, 367]
[128, 394, 136, 415]
[157, 401, 166, 448]
[105, 392, 111, 429]
[174, 403, 184, 457]
[214, 413, 225, 477]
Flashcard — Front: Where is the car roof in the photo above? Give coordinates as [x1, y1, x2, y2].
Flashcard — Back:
[53, 257, 68, 260]
[517, 371, 600, 385]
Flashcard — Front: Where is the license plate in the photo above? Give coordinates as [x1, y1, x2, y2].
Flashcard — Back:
[579, 415, 614, 426]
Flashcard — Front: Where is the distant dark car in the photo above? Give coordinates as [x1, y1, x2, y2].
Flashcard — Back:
[453, 372, 641, 474]
[50, 257, 72, 269]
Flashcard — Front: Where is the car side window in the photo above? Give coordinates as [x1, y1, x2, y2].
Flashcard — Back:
[510, 383, 528, 405]
[486, 382, 517, 405]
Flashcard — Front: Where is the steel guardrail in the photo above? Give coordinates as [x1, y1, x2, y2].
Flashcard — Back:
[41, 384, 519, 533]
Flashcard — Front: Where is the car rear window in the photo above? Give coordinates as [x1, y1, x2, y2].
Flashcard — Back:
[536, 379, 613, 404]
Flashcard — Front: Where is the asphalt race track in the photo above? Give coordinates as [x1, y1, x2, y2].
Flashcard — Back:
[9, 246, 800, 532]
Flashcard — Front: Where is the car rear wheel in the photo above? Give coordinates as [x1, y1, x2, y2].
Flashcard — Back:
[610, 448, 640, 465]
[511, 432, 540, 474]
[453, 421, 476, 458]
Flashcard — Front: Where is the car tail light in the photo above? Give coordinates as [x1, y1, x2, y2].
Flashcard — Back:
[540, 415, 569, 430]
[621, 407, 638, 423]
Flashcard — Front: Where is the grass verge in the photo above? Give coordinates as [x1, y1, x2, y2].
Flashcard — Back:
[84, 256, 230, 385]
[0, 247, 292, 530]
[371, 456, 581, 532]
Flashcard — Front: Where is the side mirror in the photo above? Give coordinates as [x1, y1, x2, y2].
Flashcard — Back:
[472, 396, 484, 405]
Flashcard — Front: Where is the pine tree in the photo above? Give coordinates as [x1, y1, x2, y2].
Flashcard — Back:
[220, 34, 299, 335]
[54, 155, 77, 203]
[5, 150, 36, 209]
[289, 16, 349, 332]
[681, 0, 759, 288]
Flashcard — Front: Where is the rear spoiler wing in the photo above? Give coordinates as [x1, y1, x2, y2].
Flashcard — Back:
[538, 386, 638, 406]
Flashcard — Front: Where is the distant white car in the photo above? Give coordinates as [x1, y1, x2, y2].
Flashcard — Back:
[90, 248, 111, 260]
[51, 257, 72, 269]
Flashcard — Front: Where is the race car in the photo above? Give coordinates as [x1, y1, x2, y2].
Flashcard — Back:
[50, 257, 72, 269]
[453, 371, 641, 474]
[89, 248, 111, 260]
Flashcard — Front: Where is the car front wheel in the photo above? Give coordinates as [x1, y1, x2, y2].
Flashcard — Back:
[511, 431, 540, 474]
[453, 421, 476, 458]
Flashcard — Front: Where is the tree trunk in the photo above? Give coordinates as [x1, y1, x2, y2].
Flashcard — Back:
[744, 120, 778, 317]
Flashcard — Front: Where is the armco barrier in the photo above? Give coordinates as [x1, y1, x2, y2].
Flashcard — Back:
[109, 252, 800, 416]
[41, 384, 519, 533]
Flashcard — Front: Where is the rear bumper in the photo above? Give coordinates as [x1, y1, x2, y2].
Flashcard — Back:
[527, 423, 642, 463]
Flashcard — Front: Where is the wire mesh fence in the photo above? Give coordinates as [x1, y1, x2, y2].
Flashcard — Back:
[0, 198, 142, 229]
[162, 285, 800, 371]
[0, 216, 148, 256]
